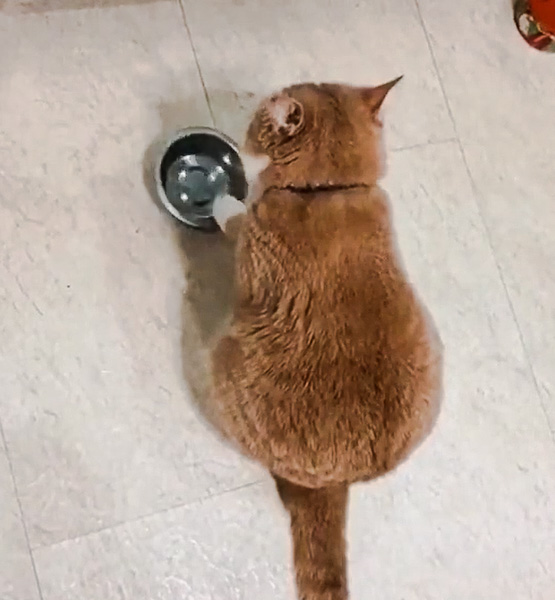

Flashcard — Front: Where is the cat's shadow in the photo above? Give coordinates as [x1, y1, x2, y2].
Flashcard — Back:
[143, 97, 237, 421]
[172, 227, 236, 422]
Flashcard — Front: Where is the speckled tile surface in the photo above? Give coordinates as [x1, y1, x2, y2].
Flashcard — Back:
[1, 0, 554, 598]
[32, 481, 293, 600]
[0, 0, 261, 550]
[0, 434, 40, 600]
[417, 0, 555, 434]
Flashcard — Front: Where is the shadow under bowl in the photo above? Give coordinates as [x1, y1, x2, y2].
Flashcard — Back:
[155, 127, 248, 231]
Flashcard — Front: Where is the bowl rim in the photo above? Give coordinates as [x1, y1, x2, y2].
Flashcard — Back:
[154, 126, 242, 227]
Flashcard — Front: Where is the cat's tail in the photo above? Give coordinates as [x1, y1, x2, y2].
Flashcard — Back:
[274, 476, 349, 600]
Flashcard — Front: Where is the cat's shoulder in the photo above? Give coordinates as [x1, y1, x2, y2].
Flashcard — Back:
[249, 188, 307, 224]
[246, 185, 391, 237]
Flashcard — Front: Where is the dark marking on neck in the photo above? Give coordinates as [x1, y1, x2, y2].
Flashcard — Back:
[269, 182, 374, 194]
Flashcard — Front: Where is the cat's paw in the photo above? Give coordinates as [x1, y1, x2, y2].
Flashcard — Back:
[213, 194, 247, 232]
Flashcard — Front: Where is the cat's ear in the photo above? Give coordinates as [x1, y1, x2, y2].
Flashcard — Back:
[363, 76, 403, 114]
[266, 93, 304, 136]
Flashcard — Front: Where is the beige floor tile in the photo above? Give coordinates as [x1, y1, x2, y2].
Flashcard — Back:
[417, 0, 555, 431]
[33, 481, 293, 600]
[0, 435, 40, 600]
[0, 1, 260, 549]
[179, 0, 455, 147]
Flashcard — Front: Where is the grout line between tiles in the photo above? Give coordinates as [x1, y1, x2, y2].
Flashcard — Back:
[31, 478, 264, 553]
[412, 0, 555, 439]
[0, 420, 45, 600]
[176, 0, 216, 126]
[390, 137, 457, 153]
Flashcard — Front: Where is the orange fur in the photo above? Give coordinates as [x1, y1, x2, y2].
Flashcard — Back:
[210, 80, 442, 599]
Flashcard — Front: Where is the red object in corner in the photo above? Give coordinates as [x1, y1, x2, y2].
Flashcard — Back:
[530, 0, 555, 34]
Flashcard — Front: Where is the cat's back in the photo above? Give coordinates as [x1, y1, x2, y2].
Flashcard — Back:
[236, 184, 436, 402]
[252, 185, 390, 250]
[227, 186, 440, 485]
[239, 185, 410, 339]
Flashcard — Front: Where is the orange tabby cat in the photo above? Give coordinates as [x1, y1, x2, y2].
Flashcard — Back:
[209, 79, 442, 600]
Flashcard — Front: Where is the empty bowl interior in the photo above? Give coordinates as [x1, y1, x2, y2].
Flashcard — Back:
[159, 132, 248, 203]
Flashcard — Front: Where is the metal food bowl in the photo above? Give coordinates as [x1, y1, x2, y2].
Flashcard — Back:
[155, 127, 248, 231]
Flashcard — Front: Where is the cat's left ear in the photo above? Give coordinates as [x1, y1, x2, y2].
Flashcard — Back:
[266, 93, 305, 136]
[363, 76, 403, 115]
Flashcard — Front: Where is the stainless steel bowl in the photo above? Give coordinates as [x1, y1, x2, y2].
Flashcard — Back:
[155, 126, 248, 231]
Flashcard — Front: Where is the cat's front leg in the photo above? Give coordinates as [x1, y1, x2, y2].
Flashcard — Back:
[213, 193, 247, 242]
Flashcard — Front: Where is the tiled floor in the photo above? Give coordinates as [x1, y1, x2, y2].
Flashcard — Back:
[1, 0, 554, 598]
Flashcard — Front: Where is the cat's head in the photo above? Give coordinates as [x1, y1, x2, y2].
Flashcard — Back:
[242, 78, 402, 190]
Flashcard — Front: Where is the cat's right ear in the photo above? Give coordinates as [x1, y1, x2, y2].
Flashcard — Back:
[265, 93, 305, 136]
[362, 76, 403, 115]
